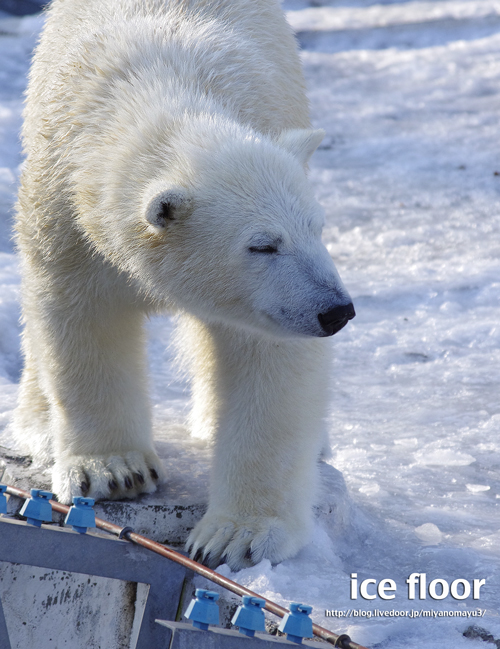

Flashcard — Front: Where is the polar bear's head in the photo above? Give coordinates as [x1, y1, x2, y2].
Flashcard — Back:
[141, 127, 354, 338]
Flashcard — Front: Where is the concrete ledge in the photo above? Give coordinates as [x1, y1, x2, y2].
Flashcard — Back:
[0, 445, 350, 548]
[0, 445, 206, 545]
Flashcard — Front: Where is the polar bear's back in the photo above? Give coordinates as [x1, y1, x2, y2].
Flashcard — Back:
[24, 0, 310, 148]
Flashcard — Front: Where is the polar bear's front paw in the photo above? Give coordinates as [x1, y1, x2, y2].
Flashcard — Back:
[186, 511, 306, 571]
[52, 451, 166, 504]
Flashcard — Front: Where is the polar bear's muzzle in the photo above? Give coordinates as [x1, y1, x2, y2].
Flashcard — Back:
[318, 302, 356, 336]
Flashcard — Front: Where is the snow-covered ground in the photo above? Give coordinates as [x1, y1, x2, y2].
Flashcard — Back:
[0, 2, 499, 647]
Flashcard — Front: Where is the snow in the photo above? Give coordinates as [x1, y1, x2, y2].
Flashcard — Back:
[0, 2, 499, 647]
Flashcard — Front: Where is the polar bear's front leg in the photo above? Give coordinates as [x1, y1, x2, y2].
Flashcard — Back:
[18, 291, 166, 504]
[184, 320, 330, 570]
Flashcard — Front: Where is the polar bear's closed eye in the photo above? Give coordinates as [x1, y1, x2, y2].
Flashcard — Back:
[248, 244, 279, 254]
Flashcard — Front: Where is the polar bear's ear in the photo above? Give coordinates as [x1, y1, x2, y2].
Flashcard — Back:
[275, 129, 325, 167]
[144, 187, 192, 232]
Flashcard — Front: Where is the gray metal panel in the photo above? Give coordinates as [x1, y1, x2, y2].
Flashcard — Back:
[0, 517, 186, 649]
[0, 596, 11, 649]
[156, 620, 330, 649]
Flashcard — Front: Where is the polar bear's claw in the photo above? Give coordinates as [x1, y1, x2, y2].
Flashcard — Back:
[53, 451, 166, 504]
[186, 512, 303, 571]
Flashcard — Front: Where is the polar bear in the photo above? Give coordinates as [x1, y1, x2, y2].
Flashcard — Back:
[13, 0, 354, 570]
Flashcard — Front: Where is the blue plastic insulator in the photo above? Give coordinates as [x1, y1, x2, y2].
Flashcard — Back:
[278, 602, 313, 644]
[19, 489, 53, 527]
[0, 484, 7, 515]
[231, 595, 266, 637]
[184, 588, 220, 631]
[64, 497, 96, 534]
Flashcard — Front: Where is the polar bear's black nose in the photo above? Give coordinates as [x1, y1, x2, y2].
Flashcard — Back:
[318, 303, 355, 336]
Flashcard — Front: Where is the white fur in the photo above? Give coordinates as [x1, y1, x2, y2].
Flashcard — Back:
[14, 0, 352, 570]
